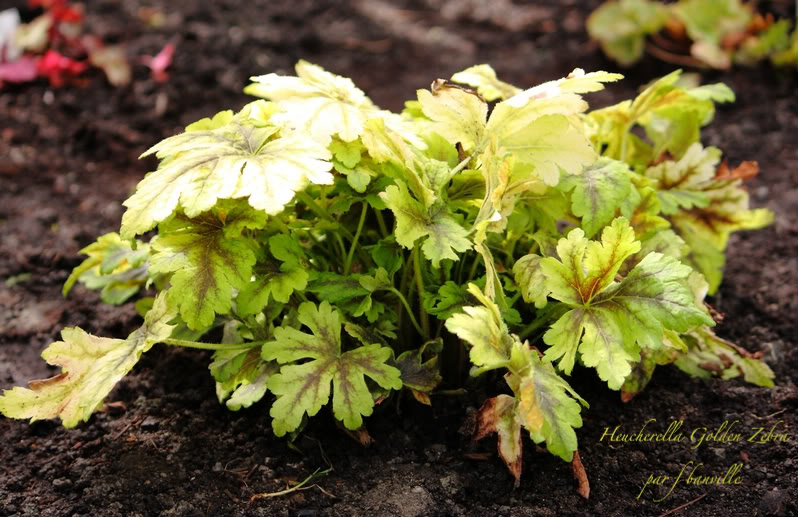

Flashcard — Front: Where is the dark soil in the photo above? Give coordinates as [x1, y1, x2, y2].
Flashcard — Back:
[1, 1, 796, 516]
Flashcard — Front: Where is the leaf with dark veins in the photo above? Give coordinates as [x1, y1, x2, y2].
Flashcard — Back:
[262, 301, 402, 435]
[517, 350, 587, 462]
[559, 158, 634, 238]
[380, 180, 472, 268]
[540, 218, 713, 389]
[148, 203, 264, 329]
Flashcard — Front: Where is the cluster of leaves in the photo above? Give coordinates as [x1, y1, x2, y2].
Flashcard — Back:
[0, 61, 775, 488]
[588, 0, 797, 69]
[0, 1, 174, 88]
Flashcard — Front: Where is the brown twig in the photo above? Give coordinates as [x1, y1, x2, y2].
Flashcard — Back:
[112, 416, 143, 440]
[751, 408, 787, 420]
[656, 492, 708, 517]
[571, 450, 590, 500]
[646, 42, 709, 69]
[248, 467, 334, 504]
[651, 32, 690, 53]
[463, 452, 492, 461]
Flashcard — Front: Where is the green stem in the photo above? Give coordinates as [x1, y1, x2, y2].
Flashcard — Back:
[412, 246, 430, 339]
[389, 287, 425, 338]
[619, 122, 633, 162]
[319, 185, 328, 210]
[466, 252, 481, 283]
[296, 191, 356, 242]
[273, 216, 291, 235]
[344, 202, 368, 275]
[399, 251, 412, 299]
[397, 252, 411, 331]
[517, 305, 567, 340]
[455, 253, 466, 284]
[375, 209, 389, 238]
[333, 233, 348, 266]
[162, 338, 264, 351]
[518, 318, 547, 341]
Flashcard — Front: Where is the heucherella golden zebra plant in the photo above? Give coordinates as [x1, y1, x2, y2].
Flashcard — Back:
[0, 61, 775, 488]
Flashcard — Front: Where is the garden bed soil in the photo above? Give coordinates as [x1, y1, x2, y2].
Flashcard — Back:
[1, 1, 796, 516]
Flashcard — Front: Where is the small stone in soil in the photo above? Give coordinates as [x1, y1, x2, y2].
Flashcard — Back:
[759, 488, 788, 516]
[52, 477, 72, 491]
[140, 416, 160, 430]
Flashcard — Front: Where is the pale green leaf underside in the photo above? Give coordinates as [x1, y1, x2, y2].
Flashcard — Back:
[675, 326, 774, 387]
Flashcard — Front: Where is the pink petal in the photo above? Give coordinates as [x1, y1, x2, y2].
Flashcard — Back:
[141, 42, 175, 82]
[0, 56, 38, 83]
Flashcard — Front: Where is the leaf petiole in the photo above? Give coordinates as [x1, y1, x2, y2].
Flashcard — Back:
[388, 287, 425, 338]
[344, 202, 368, 275]
[161, 338, 264, 351]
[412, 246, 430, 339]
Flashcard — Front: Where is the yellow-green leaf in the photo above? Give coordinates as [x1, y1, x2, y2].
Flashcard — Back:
[262, 301, 402, 435]
[450, 64, 521, 101]
[0, 293, 175, 427]
[417, 81, 487, 151]
[121, 117, 332, 239]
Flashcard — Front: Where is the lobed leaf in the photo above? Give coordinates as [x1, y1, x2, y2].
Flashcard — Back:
[380, 180, 472, 268]
[450, 64, 521, 101]
[540, 218, 713, 388]
[559, 158, 634, 238]
[517, 349, 587, 462]
[262, 301, 402, 435]
[0, 293, 175, 427]
[121, 117, 332, 238]
[148, 205, 263, 329]
[212, 348, 278, 411]
[502, 114, 596, 187]
[63, 232, 150, 305]
[237, 234, 309, 316]
[444, 284, 514, 370]
[417, 81, 487, 151]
